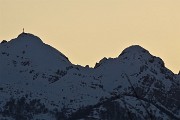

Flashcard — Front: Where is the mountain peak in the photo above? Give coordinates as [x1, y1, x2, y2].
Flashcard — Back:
[117, 45, 166, 69]
[118, 45, 152, 60]
[16, 32, 43, 44]
[18, 32, 38, 38]
[119, 45, 149, 57]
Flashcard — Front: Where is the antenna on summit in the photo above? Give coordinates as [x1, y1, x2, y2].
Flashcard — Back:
[23, 28, 24, 33]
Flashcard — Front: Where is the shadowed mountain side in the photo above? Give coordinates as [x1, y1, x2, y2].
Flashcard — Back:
[0, 33, 179, 120]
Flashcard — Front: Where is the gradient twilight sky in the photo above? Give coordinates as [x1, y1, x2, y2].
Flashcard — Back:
[0, 0, 180, 73]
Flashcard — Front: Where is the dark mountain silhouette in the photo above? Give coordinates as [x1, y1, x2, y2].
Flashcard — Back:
[0, 33, 180, 120]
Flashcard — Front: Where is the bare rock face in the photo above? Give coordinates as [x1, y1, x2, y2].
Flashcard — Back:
[0, 34, 179, 120]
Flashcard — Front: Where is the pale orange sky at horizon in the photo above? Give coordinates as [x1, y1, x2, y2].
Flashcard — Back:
[0, 0, 180, 73]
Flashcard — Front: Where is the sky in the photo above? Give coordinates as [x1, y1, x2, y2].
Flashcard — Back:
[0, 0, 180, 73]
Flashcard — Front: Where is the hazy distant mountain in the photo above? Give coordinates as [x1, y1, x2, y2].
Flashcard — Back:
[0, 33, 179, 120]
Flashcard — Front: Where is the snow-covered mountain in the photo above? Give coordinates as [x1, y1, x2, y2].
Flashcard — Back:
[0, 33, 179, 120]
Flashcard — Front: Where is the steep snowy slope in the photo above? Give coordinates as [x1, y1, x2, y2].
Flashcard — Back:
[0, 33, 109, 119]
[0, 33, 179, 120]
[89, 45, 180, 120]
[0, 33, 71, 82]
